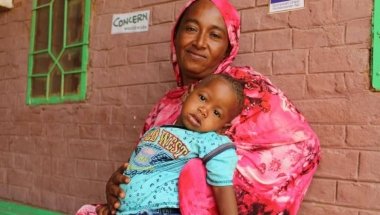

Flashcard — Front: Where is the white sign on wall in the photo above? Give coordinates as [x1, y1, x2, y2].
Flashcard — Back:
[0, 0, 13, 8]
[111, 10, 150, 34]
[269, 0, 304, 13]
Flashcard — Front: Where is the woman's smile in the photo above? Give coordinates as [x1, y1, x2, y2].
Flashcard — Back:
[186, 49, 207, 60]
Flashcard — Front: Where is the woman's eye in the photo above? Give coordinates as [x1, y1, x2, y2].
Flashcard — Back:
[185, 26, 197, 32]
[213, 110, 221, 118]
[210, 32, 222, 39]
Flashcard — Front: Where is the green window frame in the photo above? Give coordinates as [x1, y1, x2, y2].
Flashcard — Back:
[27, 0, 90, 105]
[373, 0, 380, 91]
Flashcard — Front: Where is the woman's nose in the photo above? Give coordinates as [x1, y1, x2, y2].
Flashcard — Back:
[193, 32, 207, 49]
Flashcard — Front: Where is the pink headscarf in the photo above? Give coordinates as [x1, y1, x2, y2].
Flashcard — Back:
[142, 0, 320, 214]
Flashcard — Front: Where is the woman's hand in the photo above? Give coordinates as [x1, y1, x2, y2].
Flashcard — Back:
[96, 205, 111, 215]
[104, 163, 130, 214]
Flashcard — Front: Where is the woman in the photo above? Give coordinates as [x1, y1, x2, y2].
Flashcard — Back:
[81, 0, 320, 214]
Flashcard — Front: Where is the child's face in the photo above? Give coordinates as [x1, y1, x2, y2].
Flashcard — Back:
[180, 77, 239, 133]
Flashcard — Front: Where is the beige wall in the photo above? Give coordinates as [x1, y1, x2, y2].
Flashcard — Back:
[0, 0, 378, 214]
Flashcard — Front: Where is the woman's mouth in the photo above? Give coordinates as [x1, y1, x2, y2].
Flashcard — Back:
[186, 50, 207, 60]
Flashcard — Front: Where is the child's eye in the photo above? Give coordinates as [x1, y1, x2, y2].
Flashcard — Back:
[213, 110, 221, 118]
[199, 95, 206, 101]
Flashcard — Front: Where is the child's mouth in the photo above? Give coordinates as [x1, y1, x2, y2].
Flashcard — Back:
[188, 113, 201, 127]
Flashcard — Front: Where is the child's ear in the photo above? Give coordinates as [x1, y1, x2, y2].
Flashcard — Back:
[181, 93, 188, 102]
[217, 123, 231, 134]
[182, 84, 195, 102]
[189, 84, 195, 93]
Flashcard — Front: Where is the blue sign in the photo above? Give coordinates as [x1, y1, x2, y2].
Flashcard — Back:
[271, 0, 289, 3]
[269, 0, 304, 13]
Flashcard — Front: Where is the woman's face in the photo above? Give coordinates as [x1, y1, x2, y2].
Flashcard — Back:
[175, 0, 229, 85]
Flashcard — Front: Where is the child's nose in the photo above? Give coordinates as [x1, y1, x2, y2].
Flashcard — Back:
[198, 106, 208, 117]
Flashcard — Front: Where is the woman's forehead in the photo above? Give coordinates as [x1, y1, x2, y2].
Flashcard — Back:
[182, 0, 226, 28]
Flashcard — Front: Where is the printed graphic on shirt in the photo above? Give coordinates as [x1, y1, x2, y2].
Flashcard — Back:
[128, 128, 190, 176]
[128, 145, 160, 176]
[142, 127, 160, 142]
[132, 147, 156, 170]
[157, 129, 190, 158]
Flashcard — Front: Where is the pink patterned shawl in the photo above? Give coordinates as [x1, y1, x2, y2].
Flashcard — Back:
[142, 0, 320, 214]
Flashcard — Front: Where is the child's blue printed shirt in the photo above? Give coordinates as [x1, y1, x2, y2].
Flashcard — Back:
[117, 126, 237, 214]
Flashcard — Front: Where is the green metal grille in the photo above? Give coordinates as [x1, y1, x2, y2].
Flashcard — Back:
[372, 0, 380, 90]
[27, 0, 90, 105]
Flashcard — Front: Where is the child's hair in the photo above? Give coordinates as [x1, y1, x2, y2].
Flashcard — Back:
[198, 73, 245, 115]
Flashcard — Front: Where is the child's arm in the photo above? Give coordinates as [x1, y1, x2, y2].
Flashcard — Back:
[212, 185, 238, 215]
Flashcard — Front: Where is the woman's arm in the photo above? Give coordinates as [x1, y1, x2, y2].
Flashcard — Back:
[212, 185, 238, 215]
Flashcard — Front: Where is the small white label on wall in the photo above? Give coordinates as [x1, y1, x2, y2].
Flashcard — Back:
[111, 10, 150, 34]
[0, 0, 14, 8]
[269, 0, 304, 13]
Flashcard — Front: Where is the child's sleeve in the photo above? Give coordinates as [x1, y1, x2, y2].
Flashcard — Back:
[205, 144, 238, 186]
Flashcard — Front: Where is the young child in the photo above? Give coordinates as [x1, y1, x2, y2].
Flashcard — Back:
[117, 74, 245, 215]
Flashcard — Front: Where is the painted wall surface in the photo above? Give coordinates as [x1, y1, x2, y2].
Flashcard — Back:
[0, 0, 378, 214]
